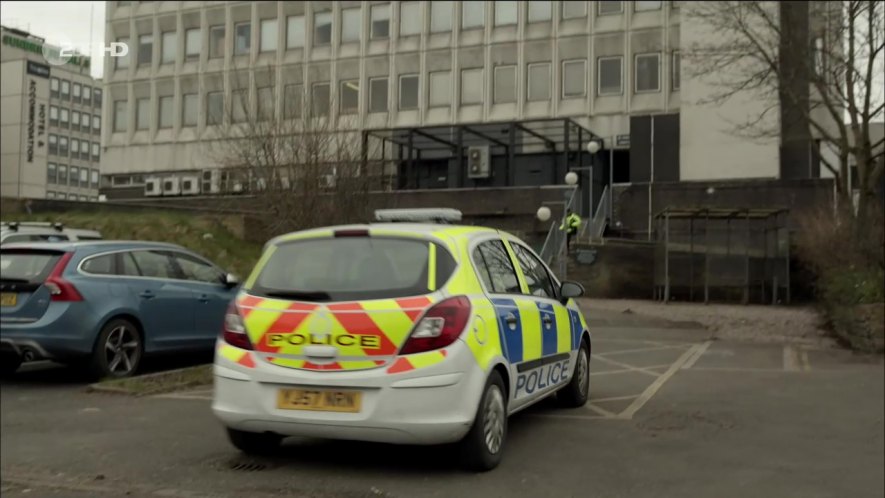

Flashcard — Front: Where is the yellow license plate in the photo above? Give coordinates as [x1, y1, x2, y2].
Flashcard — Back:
[0, 293, 16, 307]
[277, 389, 362, 413]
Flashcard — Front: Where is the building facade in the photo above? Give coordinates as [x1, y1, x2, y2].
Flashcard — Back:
[1, 26, 104, 201]
[100, 1, 825, 202]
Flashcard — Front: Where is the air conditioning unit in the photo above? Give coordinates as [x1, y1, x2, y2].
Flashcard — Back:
[144, 177, 162, 197]
[180, 175, 200, 195]
[467, 145, 490, 179]
[202, 169, 220, 194]
[322, 174, 337, 188]
[162, 176, 181, 196]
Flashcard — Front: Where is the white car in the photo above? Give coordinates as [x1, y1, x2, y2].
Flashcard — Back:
[212, 209, 591, 471]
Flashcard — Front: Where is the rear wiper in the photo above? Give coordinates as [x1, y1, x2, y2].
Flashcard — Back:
[263, 290, 332, 302]
[0, 278, 30, 284]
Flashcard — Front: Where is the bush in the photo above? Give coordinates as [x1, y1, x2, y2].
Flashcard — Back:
[796, 201, 885, 353]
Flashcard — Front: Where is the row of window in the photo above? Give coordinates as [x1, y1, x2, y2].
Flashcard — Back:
[46, 163, 100, 189]
[46, 192, 99, 202]
[113, 1, 675, 69]
[48, 106, 102, 134]
[47, 135, 101, 162]
[78, 249, 225, 285]
[49, 78, 102, 107]
[112, 51, 677, 130]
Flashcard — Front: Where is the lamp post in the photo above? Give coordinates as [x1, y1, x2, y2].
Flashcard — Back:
[564, 140, 602, 240]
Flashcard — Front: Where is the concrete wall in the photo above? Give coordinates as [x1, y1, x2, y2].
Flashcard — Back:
[566, 240, 656, 299]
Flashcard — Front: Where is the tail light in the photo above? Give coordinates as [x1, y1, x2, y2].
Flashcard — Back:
[222, 302, 253, 350]
[45, 252, 83, 302]
[400, 296, 471, 355]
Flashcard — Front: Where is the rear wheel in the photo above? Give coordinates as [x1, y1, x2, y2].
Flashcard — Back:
[88, 319, 143, 380]
[459, 370, 507, 471]
[0, 353, 22, 377]
[557, 339, 590, 408]
[226, 428, 283, 455]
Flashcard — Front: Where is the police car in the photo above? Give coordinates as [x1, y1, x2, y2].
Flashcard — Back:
[212, 208, 590, 471]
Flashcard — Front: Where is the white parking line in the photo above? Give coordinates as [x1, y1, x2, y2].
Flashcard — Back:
[596, 344, 695, 357]
[681, 340, 713, 370]
[591, 364, 671, 376]
[617, 343, 705, 420]
[592, 355, 660, 378]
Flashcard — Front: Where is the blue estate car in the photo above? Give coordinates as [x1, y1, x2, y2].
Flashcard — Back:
[0, 241, 239, 378]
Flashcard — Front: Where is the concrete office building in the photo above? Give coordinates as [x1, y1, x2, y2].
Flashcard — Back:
[101, 1, 832, 207]
[1, 25, 104, 201]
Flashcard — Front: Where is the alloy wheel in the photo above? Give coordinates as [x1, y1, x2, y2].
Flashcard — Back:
[104, 325, 140, 376]
[483, 385, 506, 454]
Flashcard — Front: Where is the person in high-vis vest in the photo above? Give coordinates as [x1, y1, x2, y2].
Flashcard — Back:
[560, 209, 582, 252]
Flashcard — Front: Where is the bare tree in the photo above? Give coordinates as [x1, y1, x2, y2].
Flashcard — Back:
[205, 67, 390, 237]
[686, 1, 884, 219]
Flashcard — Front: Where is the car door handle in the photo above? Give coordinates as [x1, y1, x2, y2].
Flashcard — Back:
[197, 294, 209, 303]
[542, 315, 553, 326]
[505, 313, 518, 327]
[138, 290, 155, 300]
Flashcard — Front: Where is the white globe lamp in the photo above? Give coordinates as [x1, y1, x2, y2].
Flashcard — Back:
[564, 171, 579, 185]
[536, 206, 552, 222]
[586, 140, 601, 154]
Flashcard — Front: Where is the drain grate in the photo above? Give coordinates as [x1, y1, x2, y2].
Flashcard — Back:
[229, 460, 267, 472]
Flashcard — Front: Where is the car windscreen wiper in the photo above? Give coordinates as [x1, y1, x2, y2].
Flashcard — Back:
[262, 289, 333, 302]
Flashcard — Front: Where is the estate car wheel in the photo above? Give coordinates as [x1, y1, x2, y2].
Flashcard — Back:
[557, 339, 590, 408]
[88, 319, 143, 380]
[226, 428, 283, 455]
[0, 353, 22, 378]
[459, 370, 508, 472]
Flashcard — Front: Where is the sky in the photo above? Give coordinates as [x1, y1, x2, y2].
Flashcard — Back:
[0, 0, 106, 78]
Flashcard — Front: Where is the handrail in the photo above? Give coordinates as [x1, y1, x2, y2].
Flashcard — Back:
[587, 186, 610, 240]
[539, 187, 578, 273]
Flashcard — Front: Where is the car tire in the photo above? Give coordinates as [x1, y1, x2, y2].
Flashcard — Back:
[0, 353, 22, 377]
[557, 339, 590, 408]
[226, 428, 283, 456]
[459, 370, 508, 472]
[88, 318, 144, 380]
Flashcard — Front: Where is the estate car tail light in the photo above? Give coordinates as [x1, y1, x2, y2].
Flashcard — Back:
[45, 252, 83, 302]
[400, 296, 472, 355]
[222, 302, 254, 350]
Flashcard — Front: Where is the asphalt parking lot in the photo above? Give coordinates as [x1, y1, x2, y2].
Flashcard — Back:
[1, 311, 883, 498]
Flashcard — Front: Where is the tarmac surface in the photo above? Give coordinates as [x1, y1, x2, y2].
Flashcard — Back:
[1, 308, 882, 498]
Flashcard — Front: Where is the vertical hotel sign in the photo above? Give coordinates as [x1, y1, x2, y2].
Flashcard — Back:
[25, 60, 50, 163]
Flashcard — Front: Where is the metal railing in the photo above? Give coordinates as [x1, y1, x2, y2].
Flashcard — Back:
[585, 186, 610, 241]
[538, 187, 579, 277]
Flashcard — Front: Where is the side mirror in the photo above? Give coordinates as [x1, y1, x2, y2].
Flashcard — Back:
[559, 281, 585, 303]
[222, 273, 240, 288]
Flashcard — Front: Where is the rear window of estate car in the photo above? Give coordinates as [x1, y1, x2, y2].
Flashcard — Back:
[0, 250, 63, 283]
[251, 237, 456, 301]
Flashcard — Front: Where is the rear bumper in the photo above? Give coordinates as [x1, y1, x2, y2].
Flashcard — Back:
[212, 340, 487, 445]
[0, 304, 98, 361]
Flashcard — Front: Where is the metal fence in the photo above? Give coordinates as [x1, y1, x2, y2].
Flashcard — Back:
[653, 207, 791, 304]
[539, 187, 579, 278]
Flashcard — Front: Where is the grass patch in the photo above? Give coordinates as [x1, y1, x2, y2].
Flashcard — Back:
[11, 210, 262, 278]
[92, 365, 213, 397]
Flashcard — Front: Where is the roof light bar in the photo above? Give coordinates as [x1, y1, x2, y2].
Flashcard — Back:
[374, 208, 463, 224]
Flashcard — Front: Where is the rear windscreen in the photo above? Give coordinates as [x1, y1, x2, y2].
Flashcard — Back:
[252, 237, 456, 301]
[0, 251, 63, 283]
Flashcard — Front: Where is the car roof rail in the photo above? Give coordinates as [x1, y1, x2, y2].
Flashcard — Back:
[0, 221, 64, 232]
